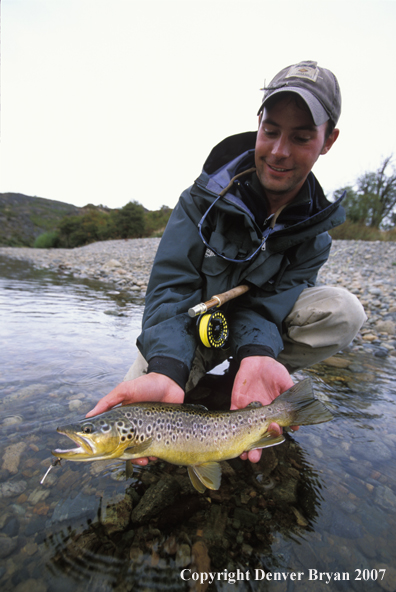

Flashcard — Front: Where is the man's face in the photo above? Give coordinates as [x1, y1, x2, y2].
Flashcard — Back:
[255, 95, 339, 213]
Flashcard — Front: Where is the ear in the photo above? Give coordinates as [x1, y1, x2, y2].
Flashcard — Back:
[321, 128, 340, 155]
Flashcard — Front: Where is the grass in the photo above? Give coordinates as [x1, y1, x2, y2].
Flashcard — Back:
[329, 221, 396, 241]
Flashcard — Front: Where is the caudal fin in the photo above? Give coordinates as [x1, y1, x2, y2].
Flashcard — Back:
[275, 378, 333, 426]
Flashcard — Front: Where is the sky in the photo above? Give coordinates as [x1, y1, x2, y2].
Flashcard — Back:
[1, 0, 396, 211]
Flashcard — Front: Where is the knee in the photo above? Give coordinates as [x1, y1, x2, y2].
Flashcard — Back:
[287, 286, 367, 346]
[324, 287, 367, 333]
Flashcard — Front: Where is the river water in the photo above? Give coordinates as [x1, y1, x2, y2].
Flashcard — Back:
[0, 256, 396, 592]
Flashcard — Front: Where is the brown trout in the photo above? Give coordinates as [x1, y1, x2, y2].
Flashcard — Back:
[53, 378, 332, 492]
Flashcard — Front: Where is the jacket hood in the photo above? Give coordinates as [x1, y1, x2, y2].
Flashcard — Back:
[195, 131, 345, 254]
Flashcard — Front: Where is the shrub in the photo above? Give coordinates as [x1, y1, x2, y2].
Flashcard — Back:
[33, 231, 60, 248]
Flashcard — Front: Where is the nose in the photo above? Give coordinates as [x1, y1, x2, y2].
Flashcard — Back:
[271, 134, 290, 158]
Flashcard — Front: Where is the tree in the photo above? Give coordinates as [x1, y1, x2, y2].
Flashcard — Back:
[336, 156, 396, 229]
[112, 201, 145, 238]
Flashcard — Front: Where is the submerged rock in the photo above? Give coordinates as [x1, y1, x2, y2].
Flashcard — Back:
[2, 442, 27, 474]
[131, 475, 181, 523]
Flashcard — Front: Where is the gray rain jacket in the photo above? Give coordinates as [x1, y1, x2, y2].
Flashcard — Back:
[137, 132, 345, 388]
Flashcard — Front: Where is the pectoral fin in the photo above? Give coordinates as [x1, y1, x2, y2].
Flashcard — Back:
[248, 433, 285, 450]
[125, 460, 134, 479]
[120, 437, 153, 459]
[188, 462, 222, 492]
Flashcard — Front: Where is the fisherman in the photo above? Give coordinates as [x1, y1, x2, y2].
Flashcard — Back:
[87, 60, 366, 465]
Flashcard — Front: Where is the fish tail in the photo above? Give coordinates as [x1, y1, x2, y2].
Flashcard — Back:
[275, 378, 333, 426]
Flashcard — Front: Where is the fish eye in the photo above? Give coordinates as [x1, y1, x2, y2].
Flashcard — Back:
[82, 425, 93, 434]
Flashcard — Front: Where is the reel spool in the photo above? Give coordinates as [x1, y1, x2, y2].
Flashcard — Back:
[197, 310, 229, 348]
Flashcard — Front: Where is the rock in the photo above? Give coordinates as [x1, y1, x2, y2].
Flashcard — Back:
[0, 535, 18, 559]
[291, 506, 308, 526]
[68, 399, 83, 411]
[22, 541, 38, 556]
[0, 480, 27, 499]
[355, 440, 392, 462]
[131, 475, 181, 523]
[322, 355, 351, 368]
[49, 492, 99, 524]
[271, 478, 298, 504]
[2, 442, 27, 474]
[14, 578, 48, 592]
[102, 259, 122, 269]
[191, 541, 211, 592]
[329, 513, 363, 538]
[375, 347, 389, 358]
[375, 320, 396, 334]
[100, 495, 133, 534]
[375, 485, 396, 511]
[27, 488, 51, 505]
[377, 564, 396, 592]
[175, 543, 191, 568]
[2, 415, 23, 427]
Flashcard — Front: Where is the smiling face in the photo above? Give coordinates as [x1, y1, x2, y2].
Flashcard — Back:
[255, 94, 339, 214]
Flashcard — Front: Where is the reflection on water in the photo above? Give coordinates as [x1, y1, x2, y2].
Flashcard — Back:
[1, 256, 396, 592]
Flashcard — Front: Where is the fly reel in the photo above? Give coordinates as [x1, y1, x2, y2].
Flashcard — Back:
[197, 310, 229, 349]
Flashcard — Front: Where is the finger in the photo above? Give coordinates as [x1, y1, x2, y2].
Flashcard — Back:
[290, 425, 300, 431]
[86, 385, 127, 417]
[268, 422, 282, 436]
[86, 399, 117, 418]
[239, 452, 248, 461]
[130, 456, 158, 466]
[132, 457, 149, 466]
[248, 448, 262, 463]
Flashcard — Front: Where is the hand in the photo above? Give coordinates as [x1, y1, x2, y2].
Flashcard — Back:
[86, 372, 184, 466]
[230, 356, 295, 463]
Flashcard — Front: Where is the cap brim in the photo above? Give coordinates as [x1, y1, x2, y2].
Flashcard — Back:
[259, 87, 329, 126]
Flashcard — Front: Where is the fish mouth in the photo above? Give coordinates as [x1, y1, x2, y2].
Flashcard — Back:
[52, 429, 96, 459]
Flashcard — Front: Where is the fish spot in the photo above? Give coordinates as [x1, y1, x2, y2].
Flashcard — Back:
[147, 425, 152, 433]
[156, 433, 161, 441]
[138, 419, 143, 428]
[99, 420, 106, 426]
[172, 434, 176, 442]
[117, 421, 124, 427]
[125, 412, 132, 418]
[139, 434, 145, 442]
[165, 440, 170, 446]
[101, 425, 110, 433]
[146, 410, 151, 416]
[121, 436, 126, 442]
[127, 434, 132, 440]
[122, 428, 128, 434]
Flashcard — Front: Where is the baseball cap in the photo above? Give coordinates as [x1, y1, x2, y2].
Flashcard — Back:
[258, 60, 341, 126]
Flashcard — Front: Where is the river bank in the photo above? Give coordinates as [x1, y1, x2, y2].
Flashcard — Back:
[1, 238, 395, 358]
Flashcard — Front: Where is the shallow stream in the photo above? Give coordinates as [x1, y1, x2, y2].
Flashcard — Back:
[0, 256, 395, 592]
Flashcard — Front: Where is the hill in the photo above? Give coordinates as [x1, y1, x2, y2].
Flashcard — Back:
[0, 193, 82, 247]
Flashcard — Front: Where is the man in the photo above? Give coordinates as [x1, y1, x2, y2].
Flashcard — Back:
[87, 60, 366, 465]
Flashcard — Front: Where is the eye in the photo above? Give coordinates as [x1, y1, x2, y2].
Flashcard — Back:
[83, 425, 92, 434]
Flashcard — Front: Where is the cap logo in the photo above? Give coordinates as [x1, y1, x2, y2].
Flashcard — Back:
[285, 64, 319, 83]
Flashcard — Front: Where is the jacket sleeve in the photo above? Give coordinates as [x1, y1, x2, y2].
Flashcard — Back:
[136, 187, 206, 387]
[228, 233, 332, 361]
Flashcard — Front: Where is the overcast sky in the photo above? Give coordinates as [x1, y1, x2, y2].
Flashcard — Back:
[1, 0, 395, 210]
